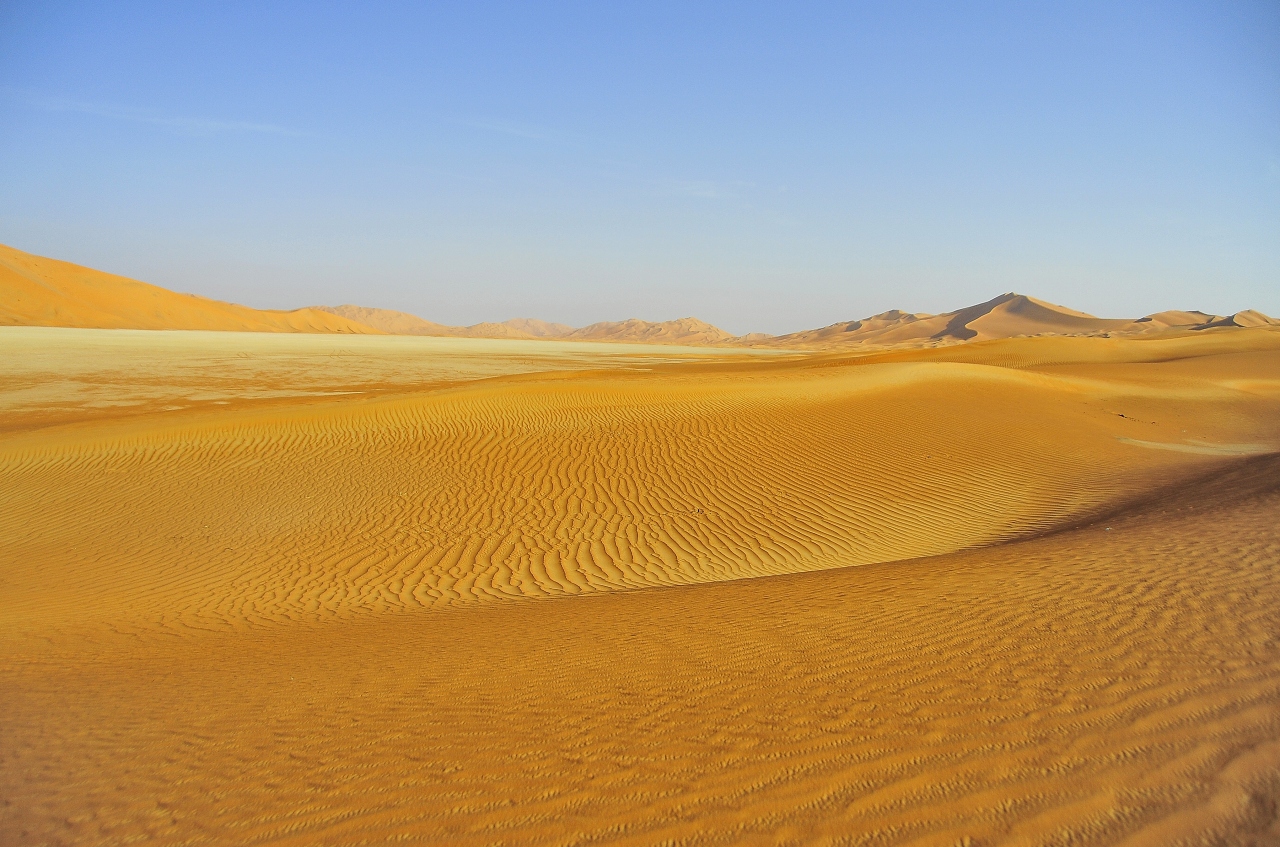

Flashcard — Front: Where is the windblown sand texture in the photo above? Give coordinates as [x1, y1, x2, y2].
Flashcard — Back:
[4, 312, 1280, 846]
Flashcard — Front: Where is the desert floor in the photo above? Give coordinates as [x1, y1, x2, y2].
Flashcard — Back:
[3, 327, 1280, 846]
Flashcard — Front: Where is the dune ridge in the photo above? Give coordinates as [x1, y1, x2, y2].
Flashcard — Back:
[771, 292, 1280, 349]
[3, 413, 1280, 845]
[564, 315, 738, 344]
[316, 305, 741, 345]
[323, 294, 1279, 348]
[3, 329, 1277, 636]
[7, 243, 1274, 348]
[0, 244, 379, 334]
[314, 304, 575, 339]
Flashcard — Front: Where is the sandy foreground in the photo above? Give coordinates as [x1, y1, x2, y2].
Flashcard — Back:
[2, 326, 1280, 846]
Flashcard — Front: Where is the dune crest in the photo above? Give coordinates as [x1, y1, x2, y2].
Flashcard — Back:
[319, 292, 1278, 349]
[316, 305, 741, 345]
[565, 315, 738, 344]
[770, 292, 1280, 348]
[3, 327, 1278, 633]
[314, 304, 576, 339]
[5, 244, 1275, 351]
[3, 320, 1280, 845]
[0, 243, 378, 334]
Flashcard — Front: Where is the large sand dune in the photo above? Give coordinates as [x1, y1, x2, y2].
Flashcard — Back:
[7, 243, 1275, 352]
[320, 295, 1280, 348]
[0, 244, 377, 334]
[3, 320, 1280, 844]
[317, 293, 1279, 348]
[772, 293, 1280, 349]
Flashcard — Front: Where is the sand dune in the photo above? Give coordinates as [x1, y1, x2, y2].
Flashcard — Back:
[6, 329, 1276, 632]
[771, 292, 1280, 349]
[317, 305, 741, 344]
[0, 327, 785, 434]
[565, 316, 739, 344]
[319, 292, 1278, 350]
[3, 296, 1280, 843]
[7, 243, 1275, 353]
[6, 453, 1280, 846]
[314, 304, 575, 339]
[0, 243, 378, 334]
[313, 303, 470, 336]
[504, 316, 578, 337]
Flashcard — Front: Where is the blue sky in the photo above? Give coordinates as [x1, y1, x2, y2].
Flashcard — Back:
[1, 1, 1277, 334]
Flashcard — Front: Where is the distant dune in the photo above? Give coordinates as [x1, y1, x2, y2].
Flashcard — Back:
[5, 243, 1275, 348]
[771, 292, 1279, 348]
[314, 304, 575, 339]
[313, 304, 465, 336]
[0, 243, 379, 334]
[321, 293, 1277, 348]
[316, 305, 734, 345]
[503, 316, 577, 338]
[564, 316, 738, 344]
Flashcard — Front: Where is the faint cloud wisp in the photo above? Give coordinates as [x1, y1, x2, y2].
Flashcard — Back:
[448, 116, 551, 141]
[8, 90, 301, 136]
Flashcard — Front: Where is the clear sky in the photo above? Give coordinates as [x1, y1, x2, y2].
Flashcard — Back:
[1, 1, 1277, 334]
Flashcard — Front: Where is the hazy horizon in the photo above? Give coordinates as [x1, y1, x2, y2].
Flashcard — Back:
[2, 1, 1278, 336]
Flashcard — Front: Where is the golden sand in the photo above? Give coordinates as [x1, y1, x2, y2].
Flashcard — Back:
[2, 323, 1280, 845]
[0, 245, 375, 334]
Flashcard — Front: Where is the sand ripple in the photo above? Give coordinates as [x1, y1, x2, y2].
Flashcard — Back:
[3, 330, 1280, 845]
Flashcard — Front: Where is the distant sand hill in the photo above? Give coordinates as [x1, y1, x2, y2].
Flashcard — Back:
[4, 242, 1275, 345]
[322, 291, 1277, 348]
[565, 316, 736, 344]
[770, 292, 1279, 347]
[315, 305, 733, 344]
[315, 304, 574, 340]
[0, 244, 377, 334]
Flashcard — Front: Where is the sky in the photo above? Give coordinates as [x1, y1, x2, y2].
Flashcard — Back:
[1, 1, 1277, 335]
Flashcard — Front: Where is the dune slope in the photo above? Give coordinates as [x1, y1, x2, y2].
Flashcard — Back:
[566, 316, 739, 344]
[773, 293, 1280, 349]
[0, 244, 379, 333]
[6, 333, 1278, 632]
[2, 327, 1280, 845]
[4, 450, 1280, 845]
[313, 303, 467, 336]
[313, 305, 576, 339]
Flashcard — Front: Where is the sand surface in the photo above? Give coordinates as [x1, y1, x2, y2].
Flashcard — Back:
[0, 327, 782, 433]
[3, 325, 1280, 845]
[8, 242, 1276, 349]
[0, 245, 374, 334]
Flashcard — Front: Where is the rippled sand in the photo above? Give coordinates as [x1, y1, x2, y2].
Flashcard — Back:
[3, 326, 1280, 845]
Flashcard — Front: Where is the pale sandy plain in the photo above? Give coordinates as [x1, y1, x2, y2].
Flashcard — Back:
[3, 247, 1280, 846]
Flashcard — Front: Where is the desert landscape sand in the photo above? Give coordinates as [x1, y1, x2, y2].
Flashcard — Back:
[3, 247, 1280, 845]
[5, 243, 1275, 347]
[0, 245, 376, 334]
[319, 294, 1280, 348]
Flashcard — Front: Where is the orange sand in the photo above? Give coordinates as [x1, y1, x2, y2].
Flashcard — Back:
[8, 242, 1276, 348]
[0, 244, 376, 334]
[2, 322, 1280, 845]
